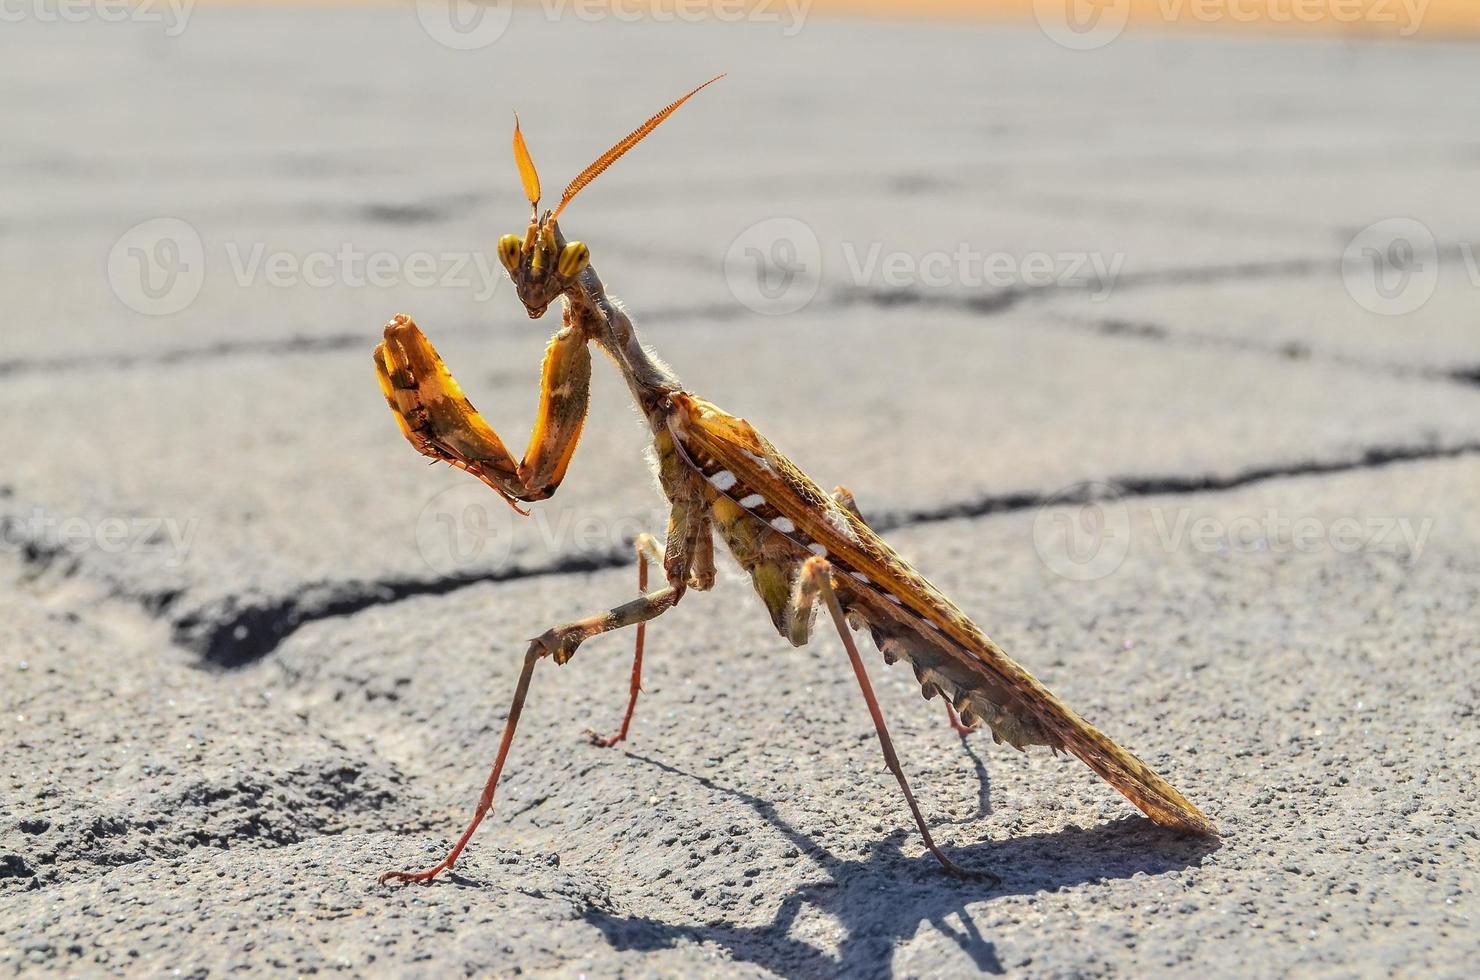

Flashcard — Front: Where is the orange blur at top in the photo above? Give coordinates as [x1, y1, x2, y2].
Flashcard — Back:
[201, 0, 1480, 38]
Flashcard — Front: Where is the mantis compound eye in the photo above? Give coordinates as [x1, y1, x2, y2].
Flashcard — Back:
[497, 234, 523, 274]
[557, 241, 590, 279]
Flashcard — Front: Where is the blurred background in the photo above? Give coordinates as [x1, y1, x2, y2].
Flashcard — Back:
[3, 3, 1478, 976]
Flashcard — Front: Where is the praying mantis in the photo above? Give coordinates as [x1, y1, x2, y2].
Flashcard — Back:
[372, 76, 1216, 886]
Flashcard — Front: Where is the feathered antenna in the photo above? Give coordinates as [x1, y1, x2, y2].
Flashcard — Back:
[548, 74, 725, 224]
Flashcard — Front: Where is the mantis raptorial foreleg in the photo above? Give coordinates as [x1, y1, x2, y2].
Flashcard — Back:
[585, 532, 665, 748]
[375, 312, 592, 511]
[790, 555, 981, 880]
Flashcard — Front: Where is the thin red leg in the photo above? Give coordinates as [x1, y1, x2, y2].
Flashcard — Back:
[803, 557, 983, 880]
[380, 582, 682, 886]
[945, 701, 977, 738]
[586, 625, 644, 748]
[379, 641, 542, 885]
[586, 535, 661, 747]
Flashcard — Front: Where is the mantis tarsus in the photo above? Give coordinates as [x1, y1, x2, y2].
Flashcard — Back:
[372, 76, 1216, 886]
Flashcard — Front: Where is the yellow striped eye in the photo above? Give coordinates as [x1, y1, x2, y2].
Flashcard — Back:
[497, 234, 522, 273]
[557, 241, 590, 279]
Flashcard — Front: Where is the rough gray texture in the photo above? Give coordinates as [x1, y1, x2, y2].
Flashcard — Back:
[2, 7, 1477, 979]
[6, 460, 1477, 976]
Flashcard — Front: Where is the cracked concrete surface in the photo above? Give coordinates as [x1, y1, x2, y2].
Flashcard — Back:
[2, 8, 1477, 979]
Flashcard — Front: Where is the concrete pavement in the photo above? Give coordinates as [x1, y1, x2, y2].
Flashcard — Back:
[2, 7, 1476, 977]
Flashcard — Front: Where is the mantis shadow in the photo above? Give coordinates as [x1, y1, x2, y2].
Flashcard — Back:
[938, 733, 994, 824]
[583, 754, 1219, 980]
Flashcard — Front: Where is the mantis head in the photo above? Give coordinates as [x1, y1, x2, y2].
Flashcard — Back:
[496, 75, 723, 319]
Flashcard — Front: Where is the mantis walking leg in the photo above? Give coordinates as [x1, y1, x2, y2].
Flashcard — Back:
[585, 532, 665, 747]
[944, 702, 979, 738]
[790, 555, 987, 881]
[379, 583, 683, 886]
[831, 485, 977, 740]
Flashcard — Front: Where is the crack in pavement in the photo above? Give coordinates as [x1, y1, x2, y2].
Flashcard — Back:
[0, 303, 752, 379]
[834, 255, 1321, 316]
[180, 552, 622, 670]
[1448, 366, 1480, 388]
[3, 243, 1470, 380]
[0, 334, 374, 378]
[1047, 314, 1480, 391]
[158, 439, 1480, 670]
[876, 440, 1480, 529]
